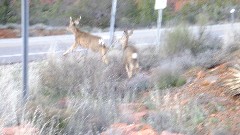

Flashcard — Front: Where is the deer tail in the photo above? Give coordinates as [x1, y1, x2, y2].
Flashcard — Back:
[132, 53, 138, 59]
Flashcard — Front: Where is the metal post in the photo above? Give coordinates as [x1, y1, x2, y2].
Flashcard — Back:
[109, 0, 117, 47]
[231, 12, 235, 24]
[157, 9, 163, 47]
[230, 8, 236, 26]
[21, 0, 29, 104]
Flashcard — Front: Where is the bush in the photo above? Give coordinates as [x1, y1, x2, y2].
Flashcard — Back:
[39, 52, 152, 101]
[28, 54, 130, 134]
[146, 111, 176, 132]
[156, 72, 186, 90]
[138, 46, 163, 70]
[0, 0, 18, 24]
[164, 24, 223, 58]
[151, 66, 186, 90]
[177, 0, 240, 25]
[64, 97, 118, 134]
[164, 25, 198, 56]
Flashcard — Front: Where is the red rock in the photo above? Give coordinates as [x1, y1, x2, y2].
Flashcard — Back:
[119, 103, 147, 112]
[1, 127, 15, 135]
[0, 29, 18, 38]
[119, 103, 148, 124]
[161, 130, 184, 135]
[136, 128, 158, 135]
[197, 70, 206, 79]
[133, 111, 148, 123]
[210, 63, 228, 73]
[57, 97, 68, 108]
[102, 123, 158, 135]
[110, 123, 128, 128]
[1, 125, 39, 135]
[180, 99, 189, 105]
[201, 76, 218, 86]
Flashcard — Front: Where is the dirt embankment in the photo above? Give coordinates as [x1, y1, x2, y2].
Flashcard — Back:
[0, 27, 69, 39]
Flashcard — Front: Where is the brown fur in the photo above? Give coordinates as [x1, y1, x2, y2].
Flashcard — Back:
[63, 16, 109, 64]
[120, 30, 139, 78]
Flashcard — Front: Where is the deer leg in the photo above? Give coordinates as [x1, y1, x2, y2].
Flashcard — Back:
[101, 48, 109, 64]
[126, 64, 133, 78]
[129, 64, 135, 78]
[125, 64, 130, 78]
[102, 55, 109, 64]
[63, 43, 77, 56]
[135, 63, 140, 73]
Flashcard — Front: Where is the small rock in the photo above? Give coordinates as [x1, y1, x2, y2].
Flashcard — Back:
[1, 124, 39, 135]
[102, 123, 158, 135]
[201, 75, 219, 86]
[118, 103, 148, 124]
[197, 70, 206, 79]
[57, 97, 68, 109]
[133, 111, 148, 123]
[161, 130, 184, 135]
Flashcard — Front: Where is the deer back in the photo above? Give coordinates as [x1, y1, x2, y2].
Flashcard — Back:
[123, 45, 138, 65]
[75, 32, 104, 52]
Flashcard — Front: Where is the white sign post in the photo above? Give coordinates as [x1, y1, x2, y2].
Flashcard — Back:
[155, 0, 167, 48]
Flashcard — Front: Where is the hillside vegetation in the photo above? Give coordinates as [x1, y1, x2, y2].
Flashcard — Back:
[0, 25, 239, 134]
[0, 0, 239, 28]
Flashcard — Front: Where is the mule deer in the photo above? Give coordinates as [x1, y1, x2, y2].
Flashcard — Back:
[119, 30, 139, 78]
[63, 16, 109, 64]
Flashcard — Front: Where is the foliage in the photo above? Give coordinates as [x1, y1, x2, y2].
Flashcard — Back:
[151, 67, 186, 90]
[164, 25, 196, 56]
[117, 0, 140, 28]
[134, 0, 158, 26]
[1, 0, 240, 27]
[177, 0, 240, 24]
[0, 0, 18, 24]
[156, 72, 186, 90]
[164, 24, 222, 57]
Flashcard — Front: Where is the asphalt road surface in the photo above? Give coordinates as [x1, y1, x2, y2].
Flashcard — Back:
[0, 23, 239, 64]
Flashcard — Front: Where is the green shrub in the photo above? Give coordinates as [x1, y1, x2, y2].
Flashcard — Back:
[156, 73, 186, 90]
[164, 25, 195, 56]
[151, 67, 186, 90]
[164, 24, 221, 57]
[0, 0, 18, 24]
[175, 77, 187, 87]
[138, 46, 163, 70]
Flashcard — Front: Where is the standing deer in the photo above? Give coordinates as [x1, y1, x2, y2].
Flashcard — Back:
[63, 16, 109, 64]
[119, 30, 140, 78]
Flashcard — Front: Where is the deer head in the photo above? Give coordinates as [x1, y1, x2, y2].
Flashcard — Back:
[67, 16, 81, 33]
[119, 29, 133, 49]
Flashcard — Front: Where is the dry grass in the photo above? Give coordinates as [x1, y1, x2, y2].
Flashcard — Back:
[0, 27, 239, 134]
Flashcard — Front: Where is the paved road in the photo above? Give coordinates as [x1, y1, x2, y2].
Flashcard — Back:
[0, 23, 239, 64]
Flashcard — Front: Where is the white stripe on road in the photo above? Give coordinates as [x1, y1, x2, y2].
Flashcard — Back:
[0, 49, 87, 58]
[0, 42, 154, 59]
[0, 51, 63, 58]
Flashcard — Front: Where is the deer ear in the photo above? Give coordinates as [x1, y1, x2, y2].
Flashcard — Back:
[79, 16, 82, 20]
[70, 16, 73, 23]
[128, 30, 134, 36]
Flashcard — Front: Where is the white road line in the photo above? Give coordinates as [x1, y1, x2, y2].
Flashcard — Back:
[0, 51, 62, 58]
[0, 42, 153, 59]
[0, 49, 87, 58]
